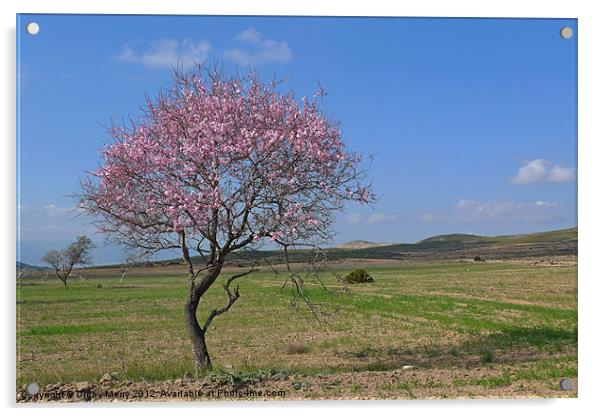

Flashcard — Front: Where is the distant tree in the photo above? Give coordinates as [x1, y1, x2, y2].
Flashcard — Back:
[120, 251, 142, 282]
[78, 66, 374, 372]
[42, 236, 95, 286]
[17, 270, 30, 285]
[119, 264, 127, 282]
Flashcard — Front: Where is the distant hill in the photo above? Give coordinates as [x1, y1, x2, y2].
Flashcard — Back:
[188, 227, 577, 265]
[419, 227, 576, 246]
[16, 261, 48, 271]
[485, 227, 577, 247]
[336, 240, 393, 250]
[91, 227, 578, 268]
[419, 233, 488, 244]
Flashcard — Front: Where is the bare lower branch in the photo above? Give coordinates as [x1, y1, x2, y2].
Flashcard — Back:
[272, 239, 343, 324]
[202, 266, 257, 332]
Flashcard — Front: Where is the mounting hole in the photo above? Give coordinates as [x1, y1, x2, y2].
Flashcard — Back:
[26, 382, 40, 395]
[26, 22, 40, 35]
[559, 378, 573, 390]
[560, 26, 573, 40]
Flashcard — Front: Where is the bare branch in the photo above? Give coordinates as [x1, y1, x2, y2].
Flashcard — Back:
[202, 265, 258, 332]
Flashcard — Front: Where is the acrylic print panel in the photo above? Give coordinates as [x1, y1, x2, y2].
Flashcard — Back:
[16, 14, 577, 402]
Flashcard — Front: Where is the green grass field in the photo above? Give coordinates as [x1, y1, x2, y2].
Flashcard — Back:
[16, 260, 577, 400]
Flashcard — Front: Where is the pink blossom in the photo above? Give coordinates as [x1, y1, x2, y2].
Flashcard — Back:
[79, 69, 375, 250]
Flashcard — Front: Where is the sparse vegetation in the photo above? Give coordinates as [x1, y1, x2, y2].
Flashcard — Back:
[16, 260, 577, 399]
[479, 347, 496, 363]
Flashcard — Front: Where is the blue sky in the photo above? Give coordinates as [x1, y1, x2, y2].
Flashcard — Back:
[17, 15, 577, 265]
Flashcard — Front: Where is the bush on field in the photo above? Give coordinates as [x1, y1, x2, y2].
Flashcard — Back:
[283, 343, 309, 354]
[344, 269, 374, 284]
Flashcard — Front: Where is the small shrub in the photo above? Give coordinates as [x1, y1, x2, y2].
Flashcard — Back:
[479, 347, 495, 363]
[268, 369, 290, 381]
[292, 380, 311, 390]
[283, 343, 309, 354]
[350, 383, 362, 393]
[351, 345, 376, 358]
[344, 269, 374, 284]
[425, 344, 442, 358]
[205, 369, 270, 388]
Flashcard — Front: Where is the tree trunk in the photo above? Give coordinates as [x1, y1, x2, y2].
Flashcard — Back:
[184, 297, 212, 372]
[56, 272, 68, 286]
[179, 232, 223, 374]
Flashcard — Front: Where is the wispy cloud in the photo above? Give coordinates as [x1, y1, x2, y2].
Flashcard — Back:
[114, 38, 212, 69]
[512, 159, 575, 184]
[345, 212, 398, 224]
[367, 213, 398, 224]
[419, 198, 568, 224]
[18, 64, 41, 84]
[347, 213, 362, 224]
[546, 165, 576, 183]
[18, 203, 93, 241]
[454, 199, 561, 222]
[223, 28, 292, 65]
[43, 204, 73, 218]
[419, 212, 441, 223]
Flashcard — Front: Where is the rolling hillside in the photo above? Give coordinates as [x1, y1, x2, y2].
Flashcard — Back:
[419, 228, 576, 246]
[189, 227, 578, 265]
[16, 261, 48, 272]
[27, 228, 574, 271]
[335, 240, 393, 249]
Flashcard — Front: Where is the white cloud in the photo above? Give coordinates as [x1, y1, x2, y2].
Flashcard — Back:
[547, 165, 576, 183]
[419, 212, 440, 223]
[18, 203, 93, 241]
[512, 159, 575, 184]
[345, 212, 398, 224]
[454, 199, 562, 223]
[114, 38, 212, 69]
[512, 159, 548, 184]
[238, 27, 263, 44]
[535, 201, 558, 207]
[368, 213, 398, 224]
[18, 64, 41, 85]
[43, 204, 72, 218]
[420, 199, 566, 224]
[347, 213, 361, 224]
[224, 28, 292, 65]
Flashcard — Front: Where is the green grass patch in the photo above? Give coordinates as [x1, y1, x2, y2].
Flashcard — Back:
[16, 260, 577, 397]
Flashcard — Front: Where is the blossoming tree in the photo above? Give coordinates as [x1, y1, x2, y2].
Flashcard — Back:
[78, 67, 374, 372]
